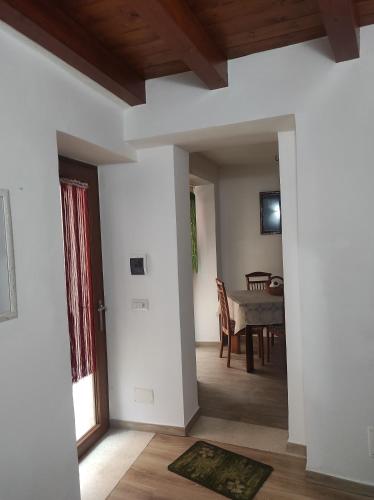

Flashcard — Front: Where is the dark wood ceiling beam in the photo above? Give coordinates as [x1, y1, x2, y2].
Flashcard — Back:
[318, 0, 360, 62]
[0, 0, 145, 105]
[130, 0, 228, 89]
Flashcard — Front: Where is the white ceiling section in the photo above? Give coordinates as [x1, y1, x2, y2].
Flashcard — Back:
[200, 141, 278, 168]
[57, 132, 137, 165]
[189, 173, 211, 186]
[127, 115, 294, 152]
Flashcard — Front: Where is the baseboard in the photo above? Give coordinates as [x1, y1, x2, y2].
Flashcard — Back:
[111, 408, 201, 438]
[111, 419, 186, 436]
[306, 470, 374, 497]
[195, 341, 220, 347]
[286, 441, 307, 457]
[185, 407, 201, 435]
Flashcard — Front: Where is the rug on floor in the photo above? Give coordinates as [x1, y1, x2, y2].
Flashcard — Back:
[168, 440, 273, 499]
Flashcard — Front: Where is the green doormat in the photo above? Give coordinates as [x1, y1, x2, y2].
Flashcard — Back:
[168, 441, 273, 499]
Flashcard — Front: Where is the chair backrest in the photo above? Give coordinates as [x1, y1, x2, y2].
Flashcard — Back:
[245, 271, 271, 291]
[216, 278, 232, 336]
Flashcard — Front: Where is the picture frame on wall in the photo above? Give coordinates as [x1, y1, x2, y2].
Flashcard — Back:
[260, 191, 282, 235]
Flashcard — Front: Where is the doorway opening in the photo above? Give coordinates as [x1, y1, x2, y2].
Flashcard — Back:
[189, 139, 293, 453]
[59, 156, 109, 458]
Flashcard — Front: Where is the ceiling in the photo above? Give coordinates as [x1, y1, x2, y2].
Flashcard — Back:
[189, 173, 211, 186]
[58, 0, 373, 79]
[1, 1, 371, 105]
[200, 141, 279, 168]
[127, 115, 292, 150]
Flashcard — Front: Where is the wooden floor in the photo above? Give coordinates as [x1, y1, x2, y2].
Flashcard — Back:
[196, 339, 288, 429]
[108, 434, 369, 499]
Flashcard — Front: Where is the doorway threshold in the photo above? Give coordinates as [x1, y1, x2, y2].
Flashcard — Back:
[189, 416, 304, 458]
[79, 428, 154, 500]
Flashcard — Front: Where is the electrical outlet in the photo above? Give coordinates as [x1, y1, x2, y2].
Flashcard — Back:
[131, 299, 149, 311]
[134, 387, 154, 404]
[368, 426, 374, 458]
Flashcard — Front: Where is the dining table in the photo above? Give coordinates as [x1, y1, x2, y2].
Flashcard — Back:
[225, 289, 284, 373]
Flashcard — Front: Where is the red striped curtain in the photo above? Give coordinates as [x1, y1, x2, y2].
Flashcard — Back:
[60, 180, 96, 383]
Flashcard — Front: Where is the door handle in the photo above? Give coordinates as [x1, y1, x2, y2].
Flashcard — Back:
[97, 300, 106, 332]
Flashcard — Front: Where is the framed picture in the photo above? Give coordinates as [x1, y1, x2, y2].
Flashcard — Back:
[260, 191, 282, 235]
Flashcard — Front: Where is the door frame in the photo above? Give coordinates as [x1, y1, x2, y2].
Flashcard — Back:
[59, 156, 109, 458]
[188, 126, 305, 446]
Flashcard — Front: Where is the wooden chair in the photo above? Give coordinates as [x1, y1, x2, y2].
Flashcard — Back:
[268, 324, 287, 369]
[245, 272, 271, 362]
[216, 279, 246, 367]
[216, 278, 265, 367]
[245, 271, 272, 291]
[268, 275, 286, 361]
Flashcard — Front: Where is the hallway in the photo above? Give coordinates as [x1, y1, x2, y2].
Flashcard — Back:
[196, 340, 288, 430]
[108, 434, 367, 500]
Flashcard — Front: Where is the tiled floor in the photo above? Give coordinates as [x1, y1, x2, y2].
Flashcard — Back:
[79, 428, 154, 500]
[189, 415, 301, 457]
[80, 339, 289, 499]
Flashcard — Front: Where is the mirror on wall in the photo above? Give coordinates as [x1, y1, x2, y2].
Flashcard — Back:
[0, 190, 17, 322]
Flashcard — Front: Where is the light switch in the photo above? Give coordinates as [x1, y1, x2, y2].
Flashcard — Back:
[131, 299, 149, 311]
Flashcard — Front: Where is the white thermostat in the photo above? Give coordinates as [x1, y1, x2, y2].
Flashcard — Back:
[130, 254, 148, 275]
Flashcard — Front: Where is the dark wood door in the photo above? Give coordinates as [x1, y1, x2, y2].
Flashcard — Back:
[59, 156, 109, 458]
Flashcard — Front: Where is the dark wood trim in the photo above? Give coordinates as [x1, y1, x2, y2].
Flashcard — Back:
[306, 470, 374, 497]
[112, 408, 201, 437]
[319, 0, 360, 62]
[231, 335, 241, 354]
[76, 424, 106, 460]
[0, 0, 145, 105]
[111, 419, 186, 437]
[59, 156, 109, 459]
[245, 325, 254, 373]
[195, 341, 220, 347]
[130, 0, 228, 89]
[287, 442, 307, 457]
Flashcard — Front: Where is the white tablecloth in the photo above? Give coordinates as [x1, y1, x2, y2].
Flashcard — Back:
[226, 290, 284, 333]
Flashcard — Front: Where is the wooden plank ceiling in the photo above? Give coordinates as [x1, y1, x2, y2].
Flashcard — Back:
[1, 0, 374, 105]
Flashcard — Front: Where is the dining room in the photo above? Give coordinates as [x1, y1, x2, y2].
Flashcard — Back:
[189, 140, 292, 454]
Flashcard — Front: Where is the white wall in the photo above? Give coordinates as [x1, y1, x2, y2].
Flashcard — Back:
[190, 152, 222, 270]
[190, 152, 219, 184]
[0, 199, 10, 313]
[3, 9, 374, 489]
[0, 22, 126, 500]
[99, 146, 198, 428]
[193, 184, 219, 342]
[173, 147, 199, 423]
[189, 154, 220, 343]
[124, 27, 374, 485]
[219, 162, 283, 291]
[278, 131, 305, 446]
